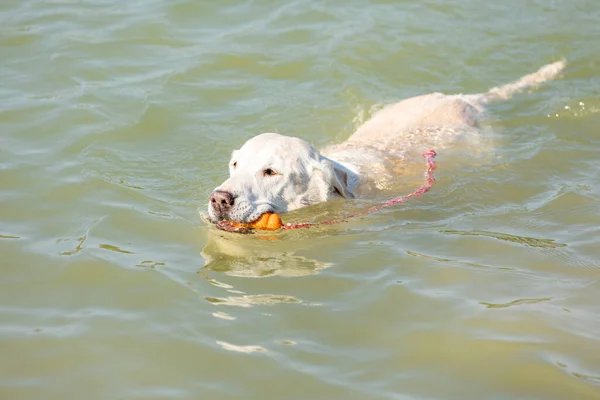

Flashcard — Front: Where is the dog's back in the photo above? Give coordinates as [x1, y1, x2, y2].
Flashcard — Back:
[331, 60, 567, 158]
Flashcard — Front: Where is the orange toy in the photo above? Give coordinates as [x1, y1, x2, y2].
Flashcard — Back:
[230, 213, 282, 231]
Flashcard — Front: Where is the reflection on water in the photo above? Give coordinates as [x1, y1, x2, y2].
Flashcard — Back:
[205, 294, 303, 308]
[216, 340, 267, 354]
[200, 227, 333, 278]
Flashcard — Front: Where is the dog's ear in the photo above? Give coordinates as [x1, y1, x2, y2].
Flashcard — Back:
[319, 158, 356, 199]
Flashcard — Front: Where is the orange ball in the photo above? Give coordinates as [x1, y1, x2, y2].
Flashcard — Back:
[249, 213, 282, 230]
[226, 213, 282, 231]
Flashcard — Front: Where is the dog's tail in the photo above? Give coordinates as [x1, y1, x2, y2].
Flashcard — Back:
[476, 60, 566, 105]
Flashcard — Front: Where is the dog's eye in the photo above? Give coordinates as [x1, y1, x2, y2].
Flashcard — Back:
[231, 161, 237, 168]
[263, 168, 277, 176]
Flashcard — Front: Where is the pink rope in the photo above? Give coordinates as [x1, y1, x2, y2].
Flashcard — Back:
[282, 149, 437, 230]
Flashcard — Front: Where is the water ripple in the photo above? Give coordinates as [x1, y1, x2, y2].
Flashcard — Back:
[480, 297, 552, 309]
[442, 229, 567, 249]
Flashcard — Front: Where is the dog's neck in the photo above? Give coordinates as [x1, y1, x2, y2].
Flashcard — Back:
[323, 145, 399, 195]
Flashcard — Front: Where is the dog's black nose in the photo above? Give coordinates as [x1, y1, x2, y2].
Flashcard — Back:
[209, 190, 235, 214]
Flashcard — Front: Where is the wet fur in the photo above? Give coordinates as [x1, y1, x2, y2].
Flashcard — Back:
[207, 60, 566, 224]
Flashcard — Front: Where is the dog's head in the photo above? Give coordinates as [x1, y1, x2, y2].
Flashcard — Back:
[207, 133, 356, 224]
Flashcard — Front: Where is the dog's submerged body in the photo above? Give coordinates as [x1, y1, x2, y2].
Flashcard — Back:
[207, 61, 566, 225]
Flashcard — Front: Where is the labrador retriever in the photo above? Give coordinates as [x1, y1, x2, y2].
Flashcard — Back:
[207, 60, 566, 225]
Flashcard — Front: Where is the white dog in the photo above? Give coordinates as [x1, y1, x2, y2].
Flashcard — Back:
[207, 61, 566, 225]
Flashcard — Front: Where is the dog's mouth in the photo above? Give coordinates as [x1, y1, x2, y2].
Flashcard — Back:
[216, 212, 283, 234]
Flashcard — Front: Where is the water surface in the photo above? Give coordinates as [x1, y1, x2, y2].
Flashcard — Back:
[1, 0, 600, 399]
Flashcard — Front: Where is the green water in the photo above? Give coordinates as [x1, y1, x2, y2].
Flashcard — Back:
[2, 1, 600, 399]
